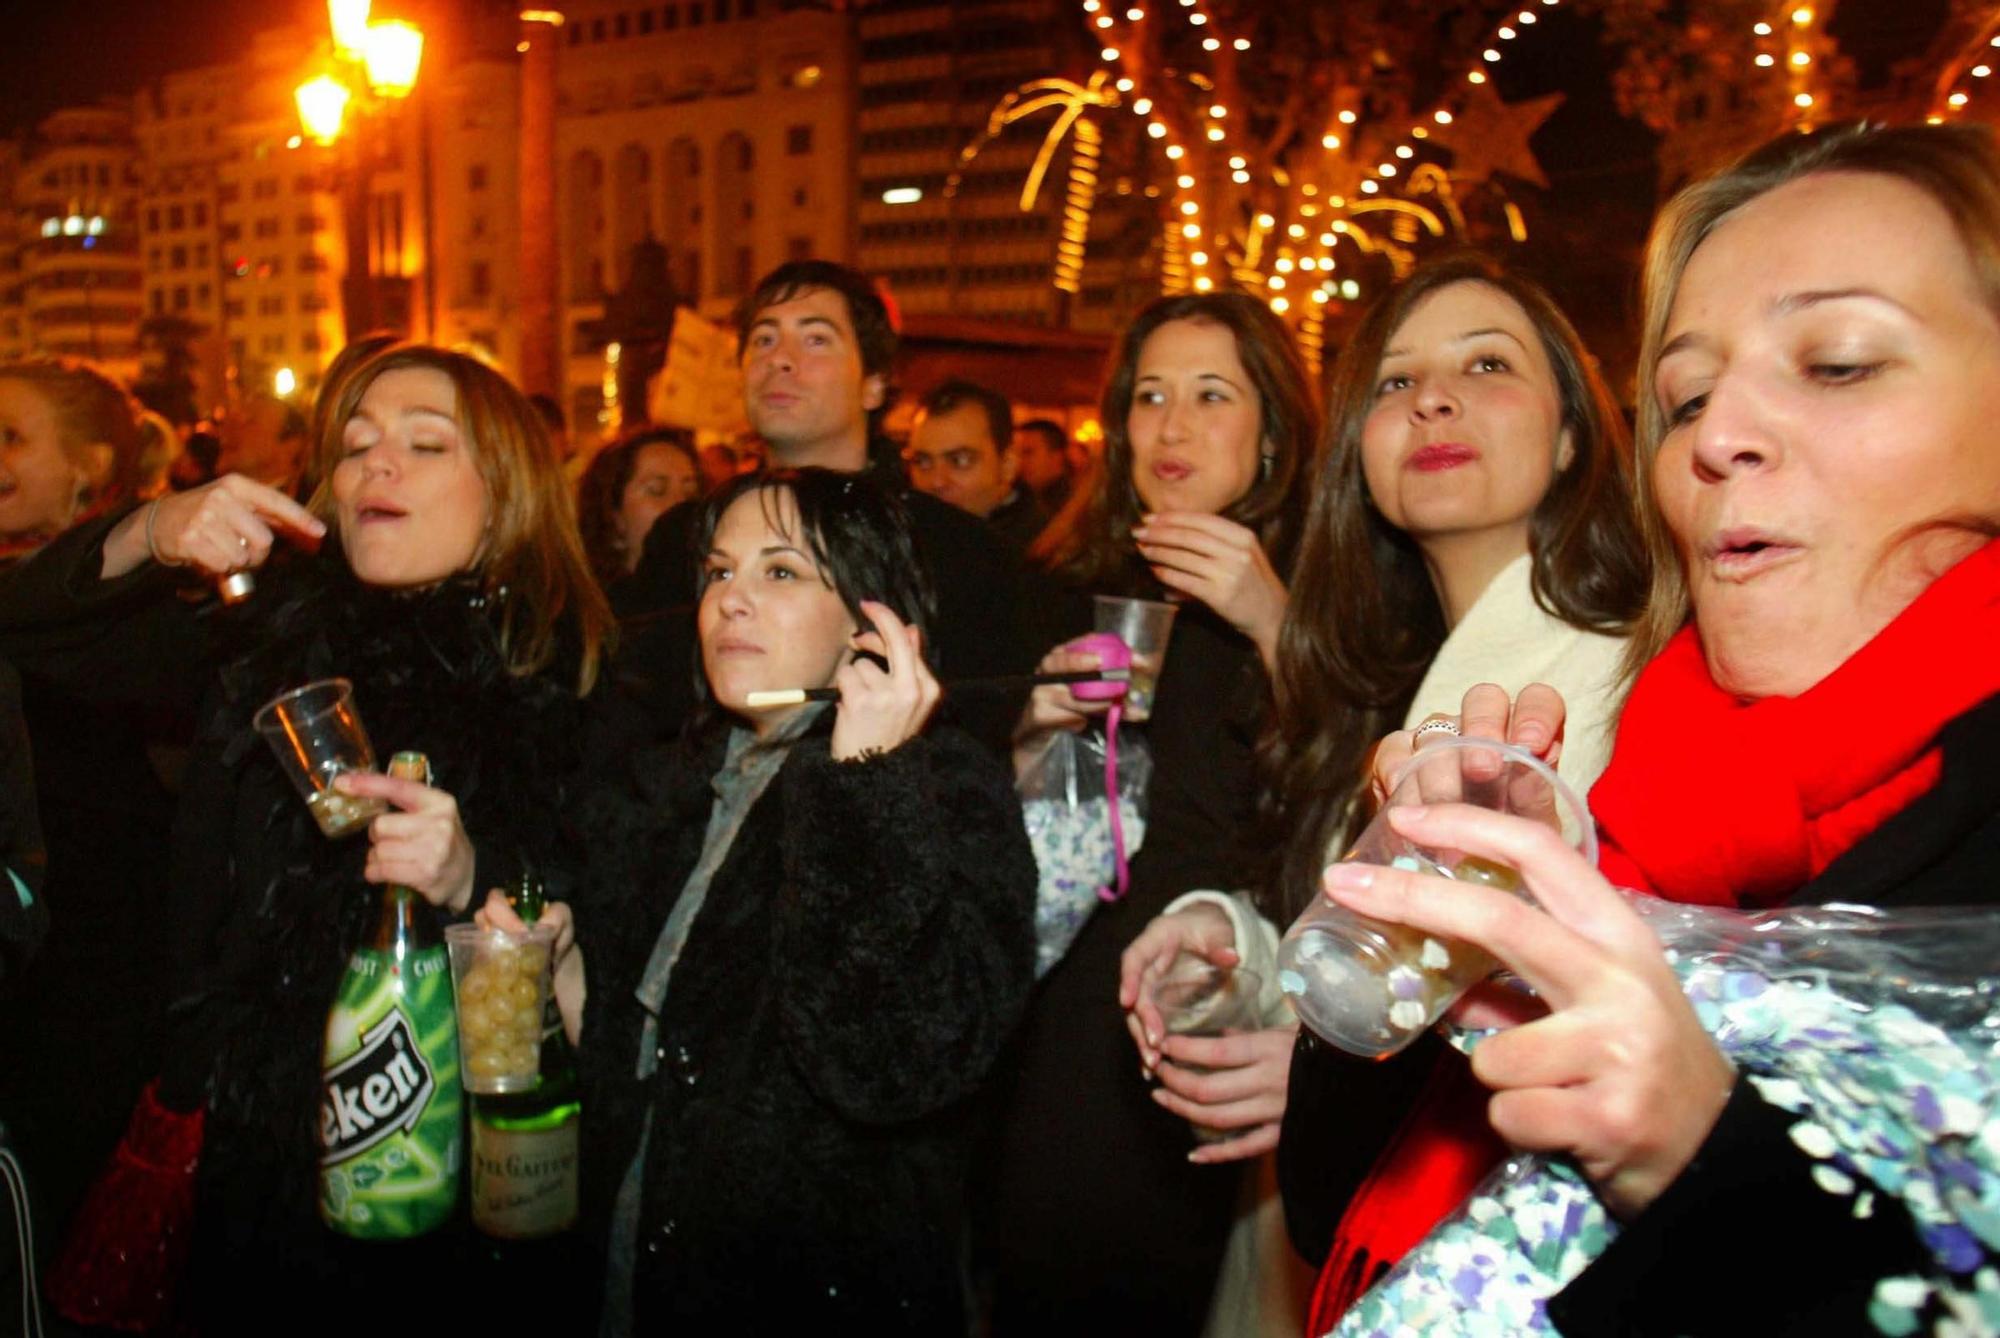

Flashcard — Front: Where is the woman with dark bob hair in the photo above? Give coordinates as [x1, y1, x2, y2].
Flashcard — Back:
[488, 467, 1035, 1332]
[987, 292, 1319, 1334]
[9, 343, 613, 1328]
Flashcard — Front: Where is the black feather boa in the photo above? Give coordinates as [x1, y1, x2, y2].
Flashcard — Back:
[165, 553, 586, 1293]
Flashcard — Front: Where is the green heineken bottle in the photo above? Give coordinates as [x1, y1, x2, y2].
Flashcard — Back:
[318, 751, 463, 1239]
[469, 869, 581, 1240]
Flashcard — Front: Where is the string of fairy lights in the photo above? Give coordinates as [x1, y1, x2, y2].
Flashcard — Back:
[1928, 5, 2000, 121]
[1072, 0, 1571, 360]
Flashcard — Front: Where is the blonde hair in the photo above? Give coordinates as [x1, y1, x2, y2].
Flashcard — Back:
[307, 344, 614, 696]
[1629, 121, 2000, 671]
[0, 356, 155, 510]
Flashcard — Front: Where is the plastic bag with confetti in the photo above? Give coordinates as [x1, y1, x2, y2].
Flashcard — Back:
[1330, 900, 2000, 1338]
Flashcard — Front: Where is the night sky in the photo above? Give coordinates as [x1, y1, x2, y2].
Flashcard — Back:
[0, 0, 318, 135]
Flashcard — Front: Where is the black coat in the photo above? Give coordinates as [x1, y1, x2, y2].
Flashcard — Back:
[572, 717, 1037, 1332]
[982, 590, 1271, 1336]
[1281, 693, 2000, 1336]
[150, 559, 590, 1327]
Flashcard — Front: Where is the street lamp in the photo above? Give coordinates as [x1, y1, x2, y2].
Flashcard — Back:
[293, 0, 425, 341]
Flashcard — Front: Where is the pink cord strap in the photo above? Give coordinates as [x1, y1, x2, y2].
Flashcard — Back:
[1099, 701, 1129, 902]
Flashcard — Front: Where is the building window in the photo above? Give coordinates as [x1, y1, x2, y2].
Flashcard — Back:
[302, 331, 323, 353]
[300, 252, 328, 272]
[638, 9, 654, 32]
[786, 125, 811, 156]
[688, 2, 704, 25]
[171, 245, 188, 268]
[150, 289, 165, 314]
[468, 163, 488, 192]
[218, 183, 239, 204]
[253, 178, 278, 200]
[147, 208, 161, 231]
[569, 21, 582, 45]
[792, 186, 808, 208]
[741, 0, 755, 15]
[168, 205, 185, 230]
[787, 236, 812, 260]
[470, 261, 491, 300]
[253, 219, 278, 239]
[196, 283, 210, 304]
[195, 244, 210, 267]
[615, 13, 629, 36]
[663, 5, 678, 29]
[173, 286, 190, 311]
[302, 293, 329, 312]
[716, 0, 731, 18]
[258, 296, 284, 316]
[262, 334, 285, 354]
[591, 17, 605, 40]
[296, 214, 324, 234]
[194, 203, 208, 227]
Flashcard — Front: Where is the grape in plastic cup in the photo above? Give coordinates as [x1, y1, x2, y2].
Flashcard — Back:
[1274, 735, 1597, 1059]
[1148, 960, 1264, 1142]
[1092, 595, 1177, 721]
[253, 678, 390, 838]
[446, 922, 557, 1094]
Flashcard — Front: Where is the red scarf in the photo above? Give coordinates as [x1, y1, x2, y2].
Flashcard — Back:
[1306, 539, 2000, 1336]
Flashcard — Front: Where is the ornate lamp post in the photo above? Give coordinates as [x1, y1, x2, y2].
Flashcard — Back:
[294, 0, 425, 342]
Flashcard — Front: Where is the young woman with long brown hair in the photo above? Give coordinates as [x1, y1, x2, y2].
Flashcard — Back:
[986, 292, 1319, 1336]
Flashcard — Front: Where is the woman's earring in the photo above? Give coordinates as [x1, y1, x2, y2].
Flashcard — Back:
[1260, 454, 1275, 481]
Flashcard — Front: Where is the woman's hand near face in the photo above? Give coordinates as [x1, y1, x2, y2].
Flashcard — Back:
[1011, 643, 1116, 777]
[99, 473, 326, 581]
[1369, 681, 1568, 808]
[337, 771, 478, 914]
[1131, 511, 1288, 669]
[1321, 801, 1736, 1219]
[830, 600, 942, 762]
[476, 888, 585, 1046]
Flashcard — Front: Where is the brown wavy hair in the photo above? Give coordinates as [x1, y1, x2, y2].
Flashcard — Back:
[1263, 253, 1647, 910]
[1628, 120, 2000, 675]
[306, 344, 614, 696]
[1030, 292, 1317, 590]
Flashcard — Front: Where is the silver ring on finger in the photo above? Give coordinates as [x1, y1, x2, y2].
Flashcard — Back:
[1412, 717, 1462, 745]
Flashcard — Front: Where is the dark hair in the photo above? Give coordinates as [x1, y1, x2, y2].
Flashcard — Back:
[916, 379, 1013, 455]
[1630, 120, 2000, 674]
[1016, 417, 1070, 458]
[735, 259, 899, 384]
[577, 427, 699, 589]
[1032, 292, 1317, 590]
[1263, 252, 1648, 910]
[689, 467, 938, 715]
[309, 344, 615, 695]
[527, 392, 566, 434]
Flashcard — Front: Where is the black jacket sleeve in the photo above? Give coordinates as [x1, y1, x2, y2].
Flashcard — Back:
[1547, 1077, 1938, 1336]
[0, 657, 45, 986]
[773, 730, 1037, 1124]
[0, 506, 214, 708]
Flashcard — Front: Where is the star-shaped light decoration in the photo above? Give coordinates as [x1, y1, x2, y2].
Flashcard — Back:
[1444, 85, 1565, 190]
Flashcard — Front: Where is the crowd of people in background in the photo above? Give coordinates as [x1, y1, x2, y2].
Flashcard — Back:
[1, 116, 1998, 1338]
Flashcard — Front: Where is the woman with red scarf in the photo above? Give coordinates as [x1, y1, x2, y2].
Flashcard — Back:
[1283, 121, 2000, 1335]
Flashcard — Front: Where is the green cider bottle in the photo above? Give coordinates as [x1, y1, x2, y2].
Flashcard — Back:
[469, 870, 581, 1240]
[318, 751, 463, 1239]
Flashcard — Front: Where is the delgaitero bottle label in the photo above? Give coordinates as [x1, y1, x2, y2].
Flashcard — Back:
[320, 935, 462, 1237]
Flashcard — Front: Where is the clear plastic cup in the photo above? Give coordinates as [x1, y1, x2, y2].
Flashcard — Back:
[1148, 960, 1264, 1142]
[253, 678, 390, 838]
[1093, 595, 1178, 721]
[446, 922, 557, 1094]
[1275, 735, 1596, 1059]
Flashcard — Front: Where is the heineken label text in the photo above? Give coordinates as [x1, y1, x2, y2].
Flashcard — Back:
[320, 1009, 437, 1165]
